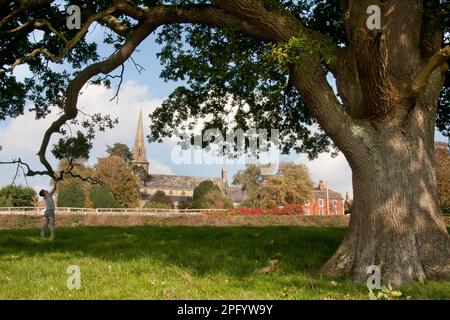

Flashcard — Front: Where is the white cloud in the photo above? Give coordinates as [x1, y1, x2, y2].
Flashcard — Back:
[148, 159, 173, 175]
[0, 81, 162, 189]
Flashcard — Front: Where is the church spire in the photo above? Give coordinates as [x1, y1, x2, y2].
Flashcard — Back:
[132, 110, 149, 173]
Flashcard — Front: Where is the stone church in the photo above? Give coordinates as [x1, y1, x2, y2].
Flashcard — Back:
[131, 111, 245, 207]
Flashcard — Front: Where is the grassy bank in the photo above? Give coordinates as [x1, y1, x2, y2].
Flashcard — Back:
[0, 226, 449, 299]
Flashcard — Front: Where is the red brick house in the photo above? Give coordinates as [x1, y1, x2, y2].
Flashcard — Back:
[303, 180, 345, 216]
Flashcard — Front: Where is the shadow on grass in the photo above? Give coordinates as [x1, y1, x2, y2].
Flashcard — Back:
[0, 226, 347, 278]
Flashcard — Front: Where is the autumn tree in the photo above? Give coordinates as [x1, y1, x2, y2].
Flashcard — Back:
[434, 142, 450, 214]
[1, 0, 450, 285]
[200, 188, 234, 209]
[191, 180, 233, 209]
[260, 163, 312, 208]
[107, 142, 151, 185]
[95, 155, 140, 208]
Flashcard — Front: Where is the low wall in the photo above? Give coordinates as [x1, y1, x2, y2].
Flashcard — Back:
[0, 213, 351, 229]
[1, 211, 448, 230]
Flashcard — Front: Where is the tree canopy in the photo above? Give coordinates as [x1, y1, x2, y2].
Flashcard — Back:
[1, 0, 448, 177]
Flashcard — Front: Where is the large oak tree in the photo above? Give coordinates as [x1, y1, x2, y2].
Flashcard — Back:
[0, 0, 449, 286]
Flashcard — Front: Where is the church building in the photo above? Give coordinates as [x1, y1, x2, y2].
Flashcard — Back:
[131, 111, 245, 207]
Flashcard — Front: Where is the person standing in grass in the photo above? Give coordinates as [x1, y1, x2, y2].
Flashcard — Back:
[39, 182, 57, 240]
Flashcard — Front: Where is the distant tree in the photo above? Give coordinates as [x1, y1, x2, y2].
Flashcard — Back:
[433, 142, 450, 214]
[106, 143, 134, 163]
[106, 143, 152, 185]
[191, 180, 233, 209]
[95, 155, 140, 208]
[232, 164, 264, 208]
[90, 186, 119, 209]
[192, 181, 218, 205]
[0, 185, 36, 207]
[260, 163, 312, 208]
[200, 189, 234, 209]
[57, 182, 85, 208]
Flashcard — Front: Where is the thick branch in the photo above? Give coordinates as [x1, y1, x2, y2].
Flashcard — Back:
[411, 46, 450, 95]
[0, 159, 50, 177]
[9, 5, 120, 71]
[101, 14, 130, 37]
[36, 21, 156, 178]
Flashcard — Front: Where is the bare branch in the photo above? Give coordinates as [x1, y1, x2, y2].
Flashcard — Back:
[65, 171, 101, 185]
[109, 63, 125, 103]
[130, 56, 145, 74]
[0, 158, 51, 177]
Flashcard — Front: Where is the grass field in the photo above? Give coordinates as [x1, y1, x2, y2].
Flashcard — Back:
[0, 226, 449, 299]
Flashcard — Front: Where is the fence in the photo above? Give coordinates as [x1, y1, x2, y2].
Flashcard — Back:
[0, 207, 228, 216]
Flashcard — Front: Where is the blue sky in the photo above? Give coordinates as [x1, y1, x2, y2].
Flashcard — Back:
[0, 24, 448, 198]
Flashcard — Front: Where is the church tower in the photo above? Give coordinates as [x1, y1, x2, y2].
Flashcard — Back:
[132, 110, 149, 173]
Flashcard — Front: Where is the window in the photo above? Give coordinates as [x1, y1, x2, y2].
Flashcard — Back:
[333, 210, 337, 216]
[304, 199, 310, 206]
[304, 208, 310, 215]
[318, 199, 324, 207]
[319, 209, 324, 216]
[332, 199, 338, 207]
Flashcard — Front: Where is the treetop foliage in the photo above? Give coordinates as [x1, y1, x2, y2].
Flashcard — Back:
[0, 0, 449, 179]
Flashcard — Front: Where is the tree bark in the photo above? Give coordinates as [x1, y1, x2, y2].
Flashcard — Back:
[320, 122, 450, 286]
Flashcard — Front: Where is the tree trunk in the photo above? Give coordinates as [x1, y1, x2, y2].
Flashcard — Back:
[320, 127, 450, 286]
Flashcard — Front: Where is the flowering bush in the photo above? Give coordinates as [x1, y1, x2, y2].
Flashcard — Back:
[202, 204, 305, 216]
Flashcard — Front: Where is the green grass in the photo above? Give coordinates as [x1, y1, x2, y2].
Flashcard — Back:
[0, 226, 449, 299]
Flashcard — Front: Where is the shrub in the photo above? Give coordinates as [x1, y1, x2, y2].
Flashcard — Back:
[150, 190, 174, 208]
[177, 200, 193, 209]
[205, 204, 305, 216]
[0, 185, 37, 207]
[143, 201, 171, 209]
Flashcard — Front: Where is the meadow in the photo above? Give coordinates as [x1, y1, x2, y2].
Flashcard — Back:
[0, 226, 449, 299]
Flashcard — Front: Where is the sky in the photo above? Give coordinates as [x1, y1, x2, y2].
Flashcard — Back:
[0, 23, 448, 198]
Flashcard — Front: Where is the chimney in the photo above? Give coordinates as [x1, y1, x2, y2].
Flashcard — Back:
[318, 180, 325, 190]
